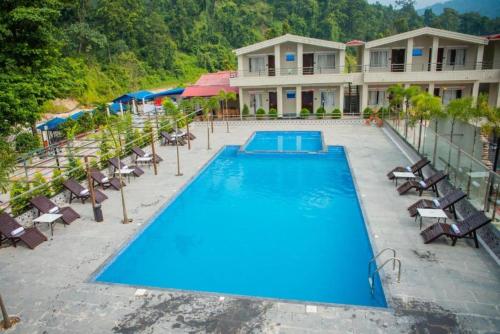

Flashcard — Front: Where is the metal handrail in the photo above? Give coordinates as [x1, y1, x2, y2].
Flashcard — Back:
[369, 257, 402, 295]
[368, 247, 397, 274]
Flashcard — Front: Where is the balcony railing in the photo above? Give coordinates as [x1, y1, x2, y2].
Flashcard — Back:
[230, 61, 499, 78]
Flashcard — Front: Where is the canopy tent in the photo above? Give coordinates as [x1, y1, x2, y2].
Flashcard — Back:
[112, 90, 153, 104]
[108, 102, 129, 114]
[144, 88, 184, 100]
[36, 117, 67, 131]
[69, 111, 85, 120]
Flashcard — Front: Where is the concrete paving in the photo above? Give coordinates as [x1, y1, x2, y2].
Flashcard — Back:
[1, 120, 499, 334]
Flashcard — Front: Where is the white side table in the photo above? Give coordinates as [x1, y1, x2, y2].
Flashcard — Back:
[416, 208, 449, 230]
[393, 172, 416, 186]
[33, 213, 63, 237]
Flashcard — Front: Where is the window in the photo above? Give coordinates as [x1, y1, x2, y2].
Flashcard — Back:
[368, 90, 387, 106]
[447, 48, 466, 66]
[320, 91, 336, 110]
[249, 93, 264, 111]
[286, 90, 296, 99]
[370, 50, 389, 68]
[249, 57, 265, 73]
[285, 53, 295, 62]
[316, 54, 336, 70]
[442, 88, 462, 105]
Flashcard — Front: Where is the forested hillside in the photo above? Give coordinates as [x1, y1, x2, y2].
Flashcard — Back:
[1, 0, 499, 136]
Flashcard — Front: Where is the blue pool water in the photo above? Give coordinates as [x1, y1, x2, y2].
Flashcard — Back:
[243, 131, 324, 152]
[96, 136, 386, 307]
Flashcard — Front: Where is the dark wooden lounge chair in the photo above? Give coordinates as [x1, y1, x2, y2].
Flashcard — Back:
[108, 158, 144, 177]
[397, 171, 446, 196]
[0, 213, 47, 249]
[63, 179, 108, 204]
[176, 129, 196, 140]
[90, 169, 123, 190]
[29, 196, 80, 225]
[160, 131, 185, 146]
[131, 147, 163, 164]
[421, 211, 491, 248]
[408, 189, 466, 218]
[387, 158, 430, 180]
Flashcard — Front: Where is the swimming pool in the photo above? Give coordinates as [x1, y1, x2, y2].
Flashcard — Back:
[242, 131, 325, 153]
[95, 134, 386, 307]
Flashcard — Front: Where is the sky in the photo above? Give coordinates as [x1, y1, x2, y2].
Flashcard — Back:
[367, 0, 443, 9]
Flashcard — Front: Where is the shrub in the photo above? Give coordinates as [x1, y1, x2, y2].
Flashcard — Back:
[256, 108, 266, 119]
[66, 155, 86, 181]
[242, 104, 250, 118]
[378, 107, 389, 119]
[143, 120, 153, 145]
[10, 179, 30, 216]
[15, 132, 41, 154]
[331, 108, 342, 119]
[316, 107, 326, 119]
[300, 108, 310, 118]
[363, 107, 373, 119]
[51, 168, 65, 195]
[31, 172, 51, 198]
[268, 108, 278, 119]
[98, 133, 111, 168]
[77, 112, 95, 133]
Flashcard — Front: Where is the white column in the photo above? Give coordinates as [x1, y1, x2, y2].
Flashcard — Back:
[428, 82, 435, 95]
[403, 83, 410, 113]
[238, 88, 244, 117]
[476, 45, 485, 70]
[361, 84, 368, 112]
[472, 81, 480, 105]
[496, 84, 500, 108]
[296, 86, 302, 116]
[430, 36, 439, 72]
[406, 38, 413, 72]
[297, 43, 303, 75]
[277, 86, 283, 117]
[237, 56, 244, 74]
[363, 47, 370, 72]
[274, 44, 281, 76]
[338, 49, 345, 73]
[338, 85, 345, 117]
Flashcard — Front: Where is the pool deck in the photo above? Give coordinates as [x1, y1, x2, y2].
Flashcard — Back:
[1, 120, 499, 333]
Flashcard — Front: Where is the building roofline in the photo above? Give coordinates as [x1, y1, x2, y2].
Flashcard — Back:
[365, 27, 488, 49]
[234, 34, 345, 56]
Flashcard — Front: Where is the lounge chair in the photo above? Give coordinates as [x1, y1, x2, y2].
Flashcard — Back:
[29, 196, 80, 225]
[90, 169, 123, 190]
[63, 179, 108, 204]
[108, 158, 144, 178]
[131, 147, 163, 164]
[176, 129, 196, 140]
[421, 211, 491, 248]
[0, 213, 47, 249]
[407, 189, 466, 218]
[397, 171, 447, 196]
[387, 158, 430, 180]
[160, 131, 185, 146]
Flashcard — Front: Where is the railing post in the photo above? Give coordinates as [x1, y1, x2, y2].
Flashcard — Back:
[186, 121, 191, 150]
[150, 132, 158, 176]
[22, 160, 28, 178]
[0, 293, 18, 330]
[174, 122, 183, 177]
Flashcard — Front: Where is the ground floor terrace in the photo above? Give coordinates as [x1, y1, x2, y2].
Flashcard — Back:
[1, 120, 499, 333]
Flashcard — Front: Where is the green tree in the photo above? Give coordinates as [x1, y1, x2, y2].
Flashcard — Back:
[410, 92, 442, 152]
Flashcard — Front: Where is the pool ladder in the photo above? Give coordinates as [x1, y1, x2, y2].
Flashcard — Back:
[368, 248, 401, 295]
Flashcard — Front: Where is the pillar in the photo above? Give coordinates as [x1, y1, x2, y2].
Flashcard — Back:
[405, 38, 413, 72]
[472, 81, 480, 105]
[296, 85, 302, 116]
[274, 44, 281, 76]
[476, 45, 485, 70]
[403, 83, 410, 113]
[430, 37, 439, 72]
[338, 85, 345, 117]
[238, 88, 244, 117]
[339, 49, 345, 73]
[297, 43, 303, 75]
[428, 82, 435, 96]
[361, 84, 368, 112]
[363, 47, 370, 72]
[277, 86, 283, 117]
[496, 84, 500, 108]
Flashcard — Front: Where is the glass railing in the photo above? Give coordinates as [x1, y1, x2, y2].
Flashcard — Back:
[386, 116, 500, 232]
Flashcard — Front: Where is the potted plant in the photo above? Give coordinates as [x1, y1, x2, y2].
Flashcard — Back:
[269, 108, 278, 119]
[242, 104, 250, 119]
[331, 108, 342, 119]
[363, 107, 373, 119]
[316, 107, 326, 119]
[256, 108, 266, 119]
[300, 108, 310, 119]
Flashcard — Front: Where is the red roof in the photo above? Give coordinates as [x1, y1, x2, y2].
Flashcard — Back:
[484, 33, 500, 41]
[182, 71, 238, 98]
[346, 40, 365, 46]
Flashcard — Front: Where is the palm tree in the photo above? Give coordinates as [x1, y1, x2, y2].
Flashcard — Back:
[387, 84, 405, 132]
[202, 97, 219, 149]
[410, 92, 442, 153]
[445, 97, 474, 173]
[482, 106, 500, 171]
[217, 89, 237, 133]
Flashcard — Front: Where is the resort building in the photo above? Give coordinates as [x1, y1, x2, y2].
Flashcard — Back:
[230, 27, 500, 117]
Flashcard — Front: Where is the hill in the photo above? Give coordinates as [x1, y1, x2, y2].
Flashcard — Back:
[417, 0, 500, 18]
